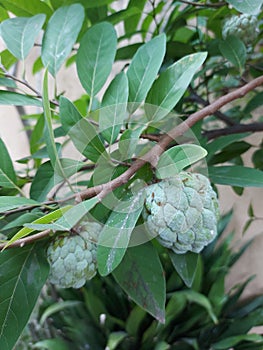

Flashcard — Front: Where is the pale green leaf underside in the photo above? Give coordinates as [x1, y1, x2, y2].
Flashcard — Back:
[226, 0, 263, 14]
[0, 14, 45, 60]
[42, 4, 84, 76]
[156, 144, 207, 179]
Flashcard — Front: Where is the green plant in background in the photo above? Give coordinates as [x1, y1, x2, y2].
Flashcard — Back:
[0, 0, 262, 349]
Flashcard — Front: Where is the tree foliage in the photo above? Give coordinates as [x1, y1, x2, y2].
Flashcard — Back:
[0, 0, 263, 349]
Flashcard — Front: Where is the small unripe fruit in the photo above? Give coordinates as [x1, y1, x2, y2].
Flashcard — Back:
[143, 172, 219, 254]
[47, 222, 101, 288]
[222, 14, 258, 45]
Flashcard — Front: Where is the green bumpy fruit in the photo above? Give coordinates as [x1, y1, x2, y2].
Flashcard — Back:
[143, 172, 219, 254]
[47, 222, 101, 289]
[222, 14, 258, 44]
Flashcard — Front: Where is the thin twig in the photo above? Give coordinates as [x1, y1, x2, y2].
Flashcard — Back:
[179, 0, 226, 8]
[0, 64, 59, 106]
[188, 89, 237, 126]
[203, 122, 263, 140]
[1, 75, 263, 250]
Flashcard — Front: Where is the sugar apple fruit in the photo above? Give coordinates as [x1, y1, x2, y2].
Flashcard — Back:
[47, 221, 101, 288]
[143, 172, 219, 254]
[222, 14, 258, 45]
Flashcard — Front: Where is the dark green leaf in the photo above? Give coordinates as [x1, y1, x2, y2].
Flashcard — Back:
[1, 14, 45, 60]
[213, 334, 263, 350]
[100, 72, 129, 144]
[32, 339, 70, 350]
[169, 251, 199, 288]
[106, 332, 127, 350]
[76, 22, 117, 98]
[244, 92, 263, 114]
[156, 144, 207, 179]
[41, 4, 84, 76]
[0, 91, 41, 106]
[30, 159, 82, 201]
[0, 243, 49, 350]
[206, 133, 249, 162]
[60, 96, 106, 162]
[127, 34, 166, 113]
[124, 0, 147, 33]
[219, 36, 246, 72]
[0, 0, 52, 17]
[113, 242, 166, 323]
[226, 0, 263, 15]
[209, 166, 263, 187]
[97, 190, 145, 276]
[145, 52, 207, 121]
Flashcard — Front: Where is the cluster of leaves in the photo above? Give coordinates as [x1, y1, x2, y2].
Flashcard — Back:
[15, 213, 263, 350]
[0, 0, 263, 349]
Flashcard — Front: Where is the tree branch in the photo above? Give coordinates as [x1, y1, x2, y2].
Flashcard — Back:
[179, 0, 226, 8]
[203, 122, 263, 140]
[1, 75, 263, 250]
[188, 89, 237, 126]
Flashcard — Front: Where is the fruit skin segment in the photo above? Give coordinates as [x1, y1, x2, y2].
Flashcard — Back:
[46, 222, 101, 289]
[143, 172, 220, 254]
[222, 14, 258, 45]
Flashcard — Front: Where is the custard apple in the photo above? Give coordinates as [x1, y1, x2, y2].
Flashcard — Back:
[222, 14, 258, 44]
[143, 172, 219, 254]
[47, 222, 101, 288]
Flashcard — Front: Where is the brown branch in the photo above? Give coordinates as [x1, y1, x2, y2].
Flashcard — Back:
[0, 230, 51, 250]
[204, 122, 263, 140]
[1, 75, 263, 250]
[188, 89, 237, 126]
[179, 0, 226, 8]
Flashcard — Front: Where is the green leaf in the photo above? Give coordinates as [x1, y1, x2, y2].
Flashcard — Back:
[154, 342, 170, 350]
[0, 49, 17, 69]
[0, 77, 16, 88]
[169, 251, 199, 288]
[0, 91, 41, 106]
[0, 197, 39, 213]
[175, 290, 218, 324]
[100, 72, 129, 144]
[26, 197, 99, 231]
[0, 243, 49, 350]
[97, 190, 145, 276]
[219, 36, 246, 72]
[145, 52, 207, 122]
[60, 96, 106, 162]
[119, 125, 145, 159]
[0, 138, 16, 185]
[0, 14, 45, 60]
[106, 332, 127, 350]
[209, 166, 263, 187]
[156, 144, 207, 179]
[206, 133, 249, 162]
[3, 206, 71, 249]
[127, 34, 166, 113]
[30, 158, 82, 201]
[76, 22, 117, 98]
[32, 339, 69, 350]
[124, 0, 147, 33]
[41, 4, 84, 76]
[213, 334, 263, 349]
[226, 0, 263, 15]
[113, 242, 166, 323]
[40, 301, 82, 325]
[0, 0, 52, 17]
